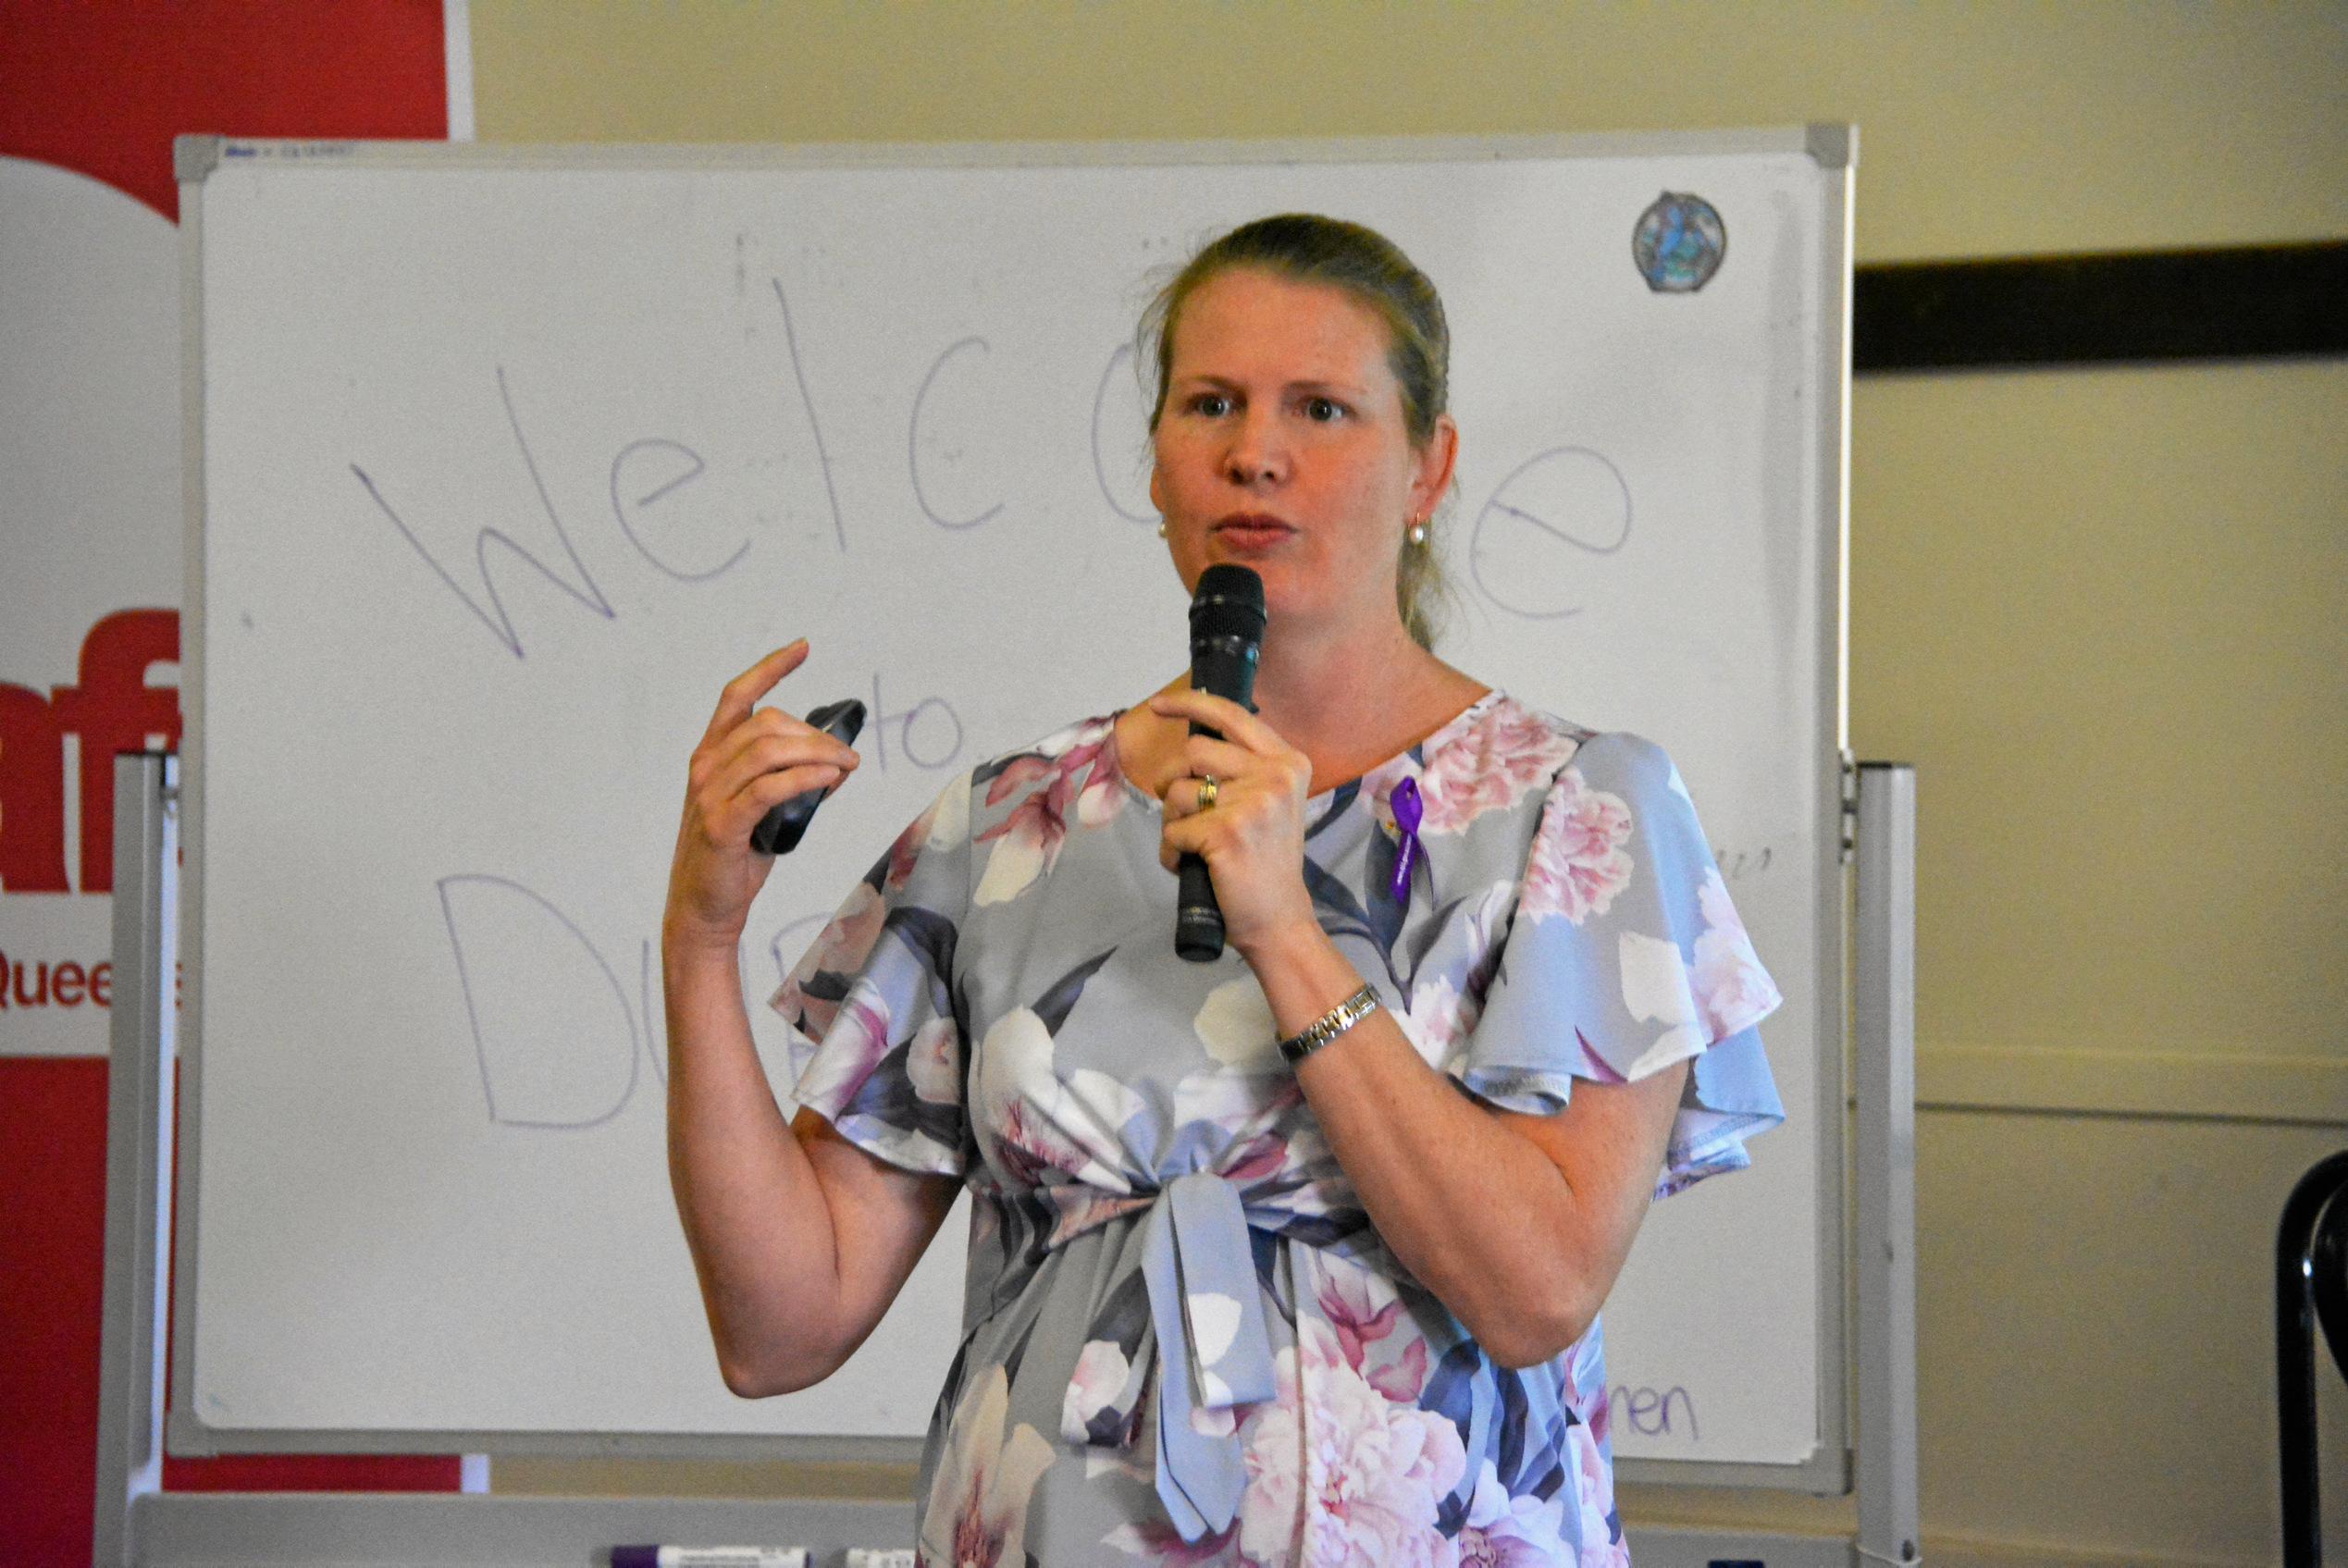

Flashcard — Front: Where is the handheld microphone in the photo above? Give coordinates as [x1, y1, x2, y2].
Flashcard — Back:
[1176, 564, 1267, 962]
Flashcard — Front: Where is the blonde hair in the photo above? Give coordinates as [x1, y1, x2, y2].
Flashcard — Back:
[1139, 214, 1457, 648]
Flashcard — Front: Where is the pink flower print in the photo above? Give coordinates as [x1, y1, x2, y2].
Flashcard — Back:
[1366, 1338, 1430, 1404]
[974, 1007, 1144, 1195]
[1190, 1401, 1240, 1440]
[1520, 772, 1633, 927]
[994, 1098, 1083, 1188]
[882, 796, 938, 894]
[1316, 1267, 1403, 1371]
[1690, 870, 1782, 1040]
[1580, 1530, 1631, 1568]
[973, 717, 1122, 906]
[1042, 1187, 1154, 1251]
[1220, 1130, 1290, 1186]
[1566, 1423, 1625, 1568]
[770, 880, 887, 1034]
[1395, 976, 1479, 1069]
[1453, 1460, 1571, 1566]
[1313, 1265, 1429, 1399]
[1061, 1338, 1133, 1442]
[1104, 1517, 1242, 1565]
[1357, 754, 1415, 819]
[1586, 1389, 1610, 1446]
[1413, 700, 1578, 836]
[1572, 1029, 1627, 1087]
[922, 1367, 1055, 1568]
[791, 989, 893, 1115]
[1238, 1330, 1467, 1568]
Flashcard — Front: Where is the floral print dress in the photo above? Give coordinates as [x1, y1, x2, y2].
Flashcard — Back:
[772, 693, 1784, 1568]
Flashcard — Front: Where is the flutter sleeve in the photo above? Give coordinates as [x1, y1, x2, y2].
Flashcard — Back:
[768, 772, 974, 1179]
[1458, 732, 1786, 1196]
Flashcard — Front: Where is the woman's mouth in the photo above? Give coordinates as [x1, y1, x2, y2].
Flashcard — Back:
[1212, 513, 1294, 549]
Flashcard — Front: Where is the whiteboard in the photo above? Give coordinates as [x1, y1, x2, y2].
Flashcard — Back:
[176, 132, 1850, 1482]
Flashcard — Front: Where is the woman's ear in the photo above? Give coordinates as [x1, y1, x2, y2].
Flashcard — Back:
[1413, 414, 1460, 514]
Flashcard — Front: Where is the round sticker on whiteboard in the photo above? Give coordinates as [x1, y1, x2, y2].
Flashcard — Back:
[1632, 191, 1726, 293]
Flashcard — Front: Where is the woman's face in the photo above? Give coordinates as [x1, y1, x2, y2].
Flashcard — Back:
[1149, 267, 1454, 640]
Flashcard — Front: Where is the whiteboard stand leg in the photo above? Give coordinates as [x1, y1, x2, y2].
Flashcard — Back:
[1854, 764, 1920, 1567]
[93, 752, 179, 1568]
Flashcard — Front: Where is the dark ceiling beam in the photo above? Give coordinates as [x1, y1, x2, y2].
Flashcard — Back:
[1853, 241, 2348, 374]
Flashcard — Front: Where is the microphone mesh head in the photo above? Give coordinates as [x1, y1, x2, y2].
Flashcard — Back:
[1189, 563, 1266, 640]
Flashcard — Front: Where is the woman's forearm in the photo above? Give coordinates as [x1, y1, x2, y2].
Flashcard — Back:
[1241, 923, 1675, 1367]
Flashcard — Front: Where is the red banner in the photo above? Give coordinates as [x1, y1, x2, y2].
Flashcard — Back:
[1, 5, 457, 1559]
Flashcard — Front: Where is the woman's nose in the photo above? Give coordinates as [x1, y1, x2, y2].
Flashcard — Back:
[1223, 410, 1287, 486]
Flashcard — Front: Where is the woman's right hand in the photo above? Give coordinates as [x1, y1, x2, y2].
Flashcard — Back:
[664, 640, 860, 954]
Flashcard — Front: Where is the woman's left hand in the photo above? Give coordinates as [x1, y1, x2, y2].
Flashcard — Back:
[1148, 689, 1320, 959]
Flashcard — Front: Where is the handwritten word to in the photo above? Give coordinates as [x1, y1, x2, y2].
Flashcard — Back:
[860, 673, 964, 772]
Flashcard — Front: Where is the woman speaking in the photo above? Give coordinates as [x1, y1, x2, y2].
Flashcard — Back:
[662, 215, 1784, 1567]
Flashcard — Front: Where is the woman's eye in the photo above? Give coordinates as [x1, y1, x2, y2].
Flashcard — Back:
[1303, 397, 1345, 423]
[1191, 392, 1231, 417]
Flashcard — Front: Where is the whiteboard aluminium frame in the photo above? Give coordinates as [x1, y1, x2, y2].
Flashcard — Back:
[163, 129, 1861, 1492]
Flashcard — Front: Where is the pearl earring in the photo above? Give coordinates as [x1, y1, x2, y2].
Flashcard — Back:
[1406, 520, 1428, 547]
[1156, 521, 1168, 538]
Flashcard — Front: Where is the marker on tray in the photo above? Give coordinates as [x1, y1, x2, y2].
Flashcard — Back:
[611, 1549, 807, 1568]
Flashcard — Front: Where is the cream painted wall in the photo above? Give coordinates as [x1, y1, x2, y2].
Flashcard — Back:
[470, 0, 2348, 262]
[1859, 360, 2347, 1123]
[470, 4, 2347, 1562]
[1615, 1109, 2348, 1562]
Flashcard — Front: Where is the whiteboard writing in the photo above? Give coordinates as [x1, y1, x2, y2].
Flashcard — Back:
[611, 438, 742, 582]
[434, 660, 962, 1130]
[1468, 447, 1632, 621]
[908, 336, 1004, 531]
[1091, 343, 1155, 525]
[188, 139, 1842, 1459]
[1608, 1381, 1699, 1440]
[860, 672, 965, 773]
[1712, 843, 1777, 883]
[439, 872, 641, 1130]
[351, 365, 620, 660]
[769, 280, 848, 553]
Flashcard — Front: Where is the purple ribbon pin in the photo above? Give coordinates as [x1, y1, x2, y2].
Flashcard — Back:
[1387, 777, 1424, 903]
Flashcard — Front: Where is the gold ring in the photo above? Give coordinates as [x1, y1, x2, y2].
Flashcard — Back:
[1195, 774, 1218, 810]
